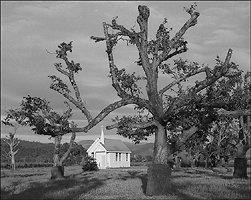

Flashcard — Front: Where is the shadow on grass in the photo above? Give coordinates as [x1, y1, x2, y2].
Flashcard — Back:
[226, 183, 250, 198]
[116, 170, 201, 199]
[189, 168, 244, 180]
[173, 168, 242, 180]
[1, 175, 104, 200]
[1, 180, 22, 198]
[1, 173, 45, 178]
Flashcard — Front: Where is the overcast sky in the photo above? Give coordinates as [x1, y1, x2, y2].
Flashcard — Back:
[1, 1, 250, 144]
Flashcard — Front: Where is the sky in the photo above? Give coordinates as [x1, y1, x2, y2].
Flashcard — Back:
[1, 1, 250, 144]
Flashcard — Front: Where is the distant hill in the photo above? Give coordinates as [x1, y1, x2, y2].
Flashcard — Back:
[77, 140, 94, 150]
[1, 139, 55, 162]
[124, 142, 154, 157]
[19, 140, 54, 149]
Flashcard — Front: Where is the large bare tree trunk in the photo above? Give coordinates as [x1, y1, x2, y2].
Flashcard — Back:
[146, 121, 172, 196]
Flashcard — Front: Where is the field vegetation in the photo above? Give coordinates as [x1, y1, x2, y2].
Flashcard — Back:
[1, 166, 250, 199]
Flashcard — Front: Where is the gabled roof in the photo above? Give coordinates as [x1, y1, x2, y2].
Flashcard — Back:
[87, 138, 131, 153]
[103, 138, 131, 153]
[87, 138, 106, 153]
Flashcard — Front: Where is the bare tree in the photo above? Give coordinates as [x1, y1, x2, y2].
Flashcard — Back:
[1, 110, 23, 171]
[2, 130, 20, 170]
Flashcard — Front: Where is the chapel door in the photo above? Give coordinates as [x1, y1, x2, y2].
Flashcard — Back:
[101, 155, 105, 167]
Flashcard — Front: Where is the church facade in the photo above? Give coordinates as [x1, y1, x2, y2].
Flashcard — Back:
[87, 126, 131, 169]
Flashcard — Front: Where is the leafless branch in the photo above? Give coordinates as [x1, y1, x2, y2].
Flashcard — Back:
[46, 49, 57, 54]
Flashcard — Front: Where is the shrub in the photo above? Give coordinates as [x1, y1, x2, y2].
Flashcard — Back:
[181, 161, 191, 168]
[81, 155, 98, 171]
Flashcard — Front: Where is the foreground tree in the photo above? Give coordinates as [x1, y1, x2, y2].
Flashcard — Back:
[1, 109, 25, 170]
[2, 96, 77, 179]
[44, 4, 242, 195]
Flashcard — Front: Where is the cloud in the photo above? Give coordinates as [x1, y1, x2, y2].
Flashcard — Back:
[203, 29, 246, 46]
[231, 48, 250, 72]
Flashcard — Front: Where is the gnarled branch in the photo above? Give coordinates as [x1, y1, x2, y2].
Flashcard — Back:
[106, 119, 156, 130]
[157, 11, 199, 65]
[217, 109, 251, 117]
[159, 66, 208, 97]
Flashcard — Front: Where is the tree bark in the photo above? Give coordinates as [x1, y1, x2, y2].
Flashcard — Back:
[233, 144, 249, 179]
[233, 115, 250, 179]
[146, 121, 172, 196]
[51, 165, 65, 180]
[6, 131, 19, 171]
[50, 132, 76, 179]
[51, 135, 64, 179]
[11, 154, 16, 171]
[233, 158, 247, 179]
[59, 132, 76, 165]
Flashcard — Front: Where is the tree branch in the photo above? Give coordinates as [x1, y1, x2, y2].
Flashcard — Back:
[106, 119, 156, 130]
[103, 22, 125, 98]
[179, 126, 198, 144]
[190, 49, 233, 94]
[52, 42, 92, 123]
[1, 148, 9, 158]
[217, 109, 251, 117]
[72, 97, 152, 133]
[59, 131, 76, 165]
[157, 11, 199, 64]
[54, 63, 70, 77]
[159, 66, 208, 97]
[13, 149, 19, 156]
[164, 49, 235, 116]
[102, 22, 153, 113]
[49, 84, 92, 121]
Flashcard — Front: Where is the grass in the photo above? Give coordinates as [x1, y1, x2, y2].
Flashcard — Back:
[1, 166, 250, 199]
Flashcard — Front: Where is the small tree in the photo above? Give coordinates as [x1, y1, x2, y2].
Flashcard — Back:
[1, 132, 20, 170]
[1, 108, 25, 170]
[2, 96, 78, 179]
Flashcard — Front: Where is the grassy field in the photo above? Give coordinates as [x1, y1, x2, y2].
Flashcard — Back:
[1, 166, 250, 199]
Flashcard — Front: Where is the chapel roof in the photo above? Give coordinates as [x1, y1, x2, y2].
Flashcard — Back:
[101, 138, 131, 152]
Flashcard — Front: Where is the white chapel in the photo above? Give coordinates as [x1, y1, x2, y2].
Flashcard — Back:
[87, 126, 131, 169]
